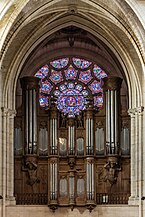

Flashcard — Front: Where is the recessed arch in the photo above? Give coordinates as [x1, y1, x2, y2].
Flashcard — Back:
[2, 13, 143, 111]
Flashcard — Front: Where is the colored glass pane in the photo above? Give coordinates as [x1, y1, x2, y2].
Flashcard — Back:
[93, 65, 107, 79]
[35, 65, 49, 79]
[40, 80, 53, 94]
[39, 94, 49, 107]
[54, 90, 60, 96]
[82, 90, 89, 96]
[60, 84, 66, 91]
[36, 57, 108, 113]
[79, 70, 92, 84]
[75, 84, 83, 91]
[65, 65, 77, 80]
[50, 58, 69, 69]
[89, 80, 102, 94]
[73, 58, 92, 69]
[56, 84, 87, 118]
[67, 83, 75, 89]
[94, 96, 103, 108]
[50, 71, 63, 84]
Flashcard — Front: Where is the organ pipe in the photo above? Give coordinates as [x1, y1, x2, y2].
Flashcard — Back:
[102, 77, 122, 155]
[50, 107, 58, 155]
[86, 158, 95, 201]
[20, 76, 40, 155]
[86, 106, 94, 155]
[68, 119, 75, 155]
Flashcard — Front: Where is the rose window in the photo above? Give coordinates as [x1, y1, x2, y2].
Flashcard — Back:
[35, 57, 107, 117]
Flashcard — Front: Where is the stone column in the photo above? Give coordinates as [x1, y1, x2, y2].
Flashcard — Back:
[128, 107, 144, 206]
[7, 109, 16, 204]
[137, 107, 144, 217]
[1, 108, 17, 209]
[128, 108, 136, 204]
[102, 77, 122, 156]
[1, 107, 9, 217]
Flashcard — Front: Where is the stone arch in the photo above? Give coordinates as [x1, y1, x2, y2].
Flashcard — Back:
[0, 2, 144, 111]
[0, 1, 145, 215]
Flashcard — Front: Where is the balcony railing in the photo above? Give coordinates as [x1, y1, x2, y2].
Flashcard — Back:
[96, 192, 130, 204]
[15, 192, 130, 205]
[15, 193, 48, 205]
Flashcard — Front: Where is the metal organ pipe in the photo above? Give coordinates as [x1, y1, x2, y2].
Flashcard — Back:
[68, 119, 75, 155]
[20, 77, 40, 155]
[115, 90, 118, 150]
[33, 89, 37, 154]
[86, 107, 93, 155]
[86, 159, 94, 201]
[50, 107, 58, 155]
[26, 90, 29, 153]
[111, 90, 115, 153]
[102, 77, 122, 155]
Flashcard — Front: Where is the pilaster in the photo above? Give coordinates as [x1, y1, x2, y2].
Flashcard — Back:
[128, 107, 144, 206]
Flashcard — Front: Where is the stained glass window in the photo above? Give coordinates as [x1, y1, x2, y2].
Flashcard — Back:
[89, 80, 102, 94]
[56, 83, 87, 118]
[50, 70, 63, 84]
[79, 70, 92, 84]
[50, 58, 69, 69]
[39, 94, 49, 107]
[65, 65, 77, 80]
[93, 65, 107, 79]
[73, 58, 92, 69]
[35, 65, 49, 79]
[94, 96, 103, 108]
[35, 57, 108, 117]
[40, 80, 53, 94]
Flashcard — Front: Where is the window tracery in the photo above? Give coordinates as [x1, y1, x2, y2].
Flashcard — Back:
[35, 57, 107, 117]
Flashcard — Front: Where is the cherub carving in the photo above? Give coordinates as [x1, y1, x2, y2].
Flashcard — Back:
[103, 160, 121, 186]
[22, 157, 40, 186]
[97, 158, 121, 186]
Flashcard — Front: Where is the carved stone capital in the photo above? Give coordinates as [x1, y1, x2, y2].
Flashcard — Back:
[128, 106, 144, 116]
[1, 107, 9, 117]
[135, 106, 144, 114]
[9, 109, 17, 118]
[128, 108, 136, 116]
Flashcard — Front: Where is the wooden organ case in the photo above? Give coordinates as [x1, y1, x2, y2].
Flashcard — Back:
[14, 75, 130, 211]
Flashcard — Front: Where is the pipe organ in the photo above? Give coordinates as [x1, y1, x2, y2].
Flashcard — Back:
[14, 76, 130, 211]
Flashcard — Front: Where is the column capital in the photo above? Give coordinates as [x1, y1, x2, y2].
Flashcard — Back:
[128, 106, 144, 116]
[1, 107, 17, 117]
[135, 106, 144, 114]
[128, 108, 136, 116]
[1, 107, 9, 116]
[8, 109, 17, 118]
[102, 76, 123, 91]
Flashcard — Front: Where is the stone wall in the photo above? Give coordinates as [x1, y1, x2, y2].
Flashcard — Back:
[5, 205, 138, 217]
